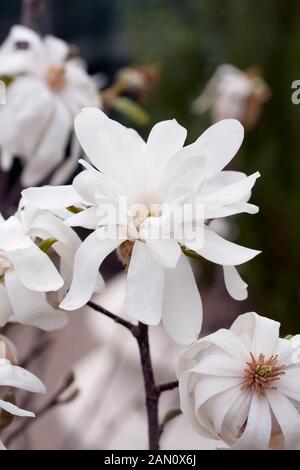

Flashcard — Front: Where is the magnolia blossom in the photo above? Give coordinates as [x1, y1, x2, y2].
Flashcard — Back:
[0, 25, 100, 186]
[192, 64, 271, 130]
[178, 312, 300, 450]
[0, 202, 81, 330]
[23, 108, 260, 345]
[0, 336, 45, 450]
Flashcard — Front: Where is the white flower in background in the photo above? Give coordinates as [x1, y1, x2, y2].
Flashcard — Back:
[0, 336, 45, 450]
[178, 312, 300, 450]
[0, 25, 100, 186]
[192, 64, 271, 130]
[23, 108, 260, 345]
[0, 202, 82, 330]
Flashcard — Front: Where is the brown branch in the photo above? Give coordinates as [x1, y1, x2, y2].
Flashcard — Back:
[87, 301, 172, 450]
[87, 301, 135, 331]
[5, 372, 77, 447]
[135, 322, 160, 450]
[155, 381, 179, 395]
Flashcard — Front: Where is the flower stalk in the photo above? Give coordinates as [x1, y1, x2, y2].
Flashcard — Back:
[87, 301, 179, 450]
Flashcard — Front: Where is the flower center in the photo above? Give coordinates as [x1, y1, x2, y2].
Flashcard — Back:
[0, 250, 11, 278]
[45, 65, 67, 91]
[241, 353, 285, 397]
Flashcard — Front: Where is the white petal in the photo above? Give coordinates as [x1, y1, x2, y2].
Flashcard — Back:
[162, 254, 202, 345]
[0, 360, 45, 393]
[22, 99, 71, 186]
[146, 119, 187, 182]
[197, 172, 260, 205]
[188, 227, 260, 266]
[277, 372, 300, 402]
[204, 202, 259, 219]
[126, 240, 164, 325]
[74, 107, 146, 199]
[60, 230, 118, 310]
[0, 216, 32, 252]
[223, 265, 248, 301]
[0, 25, 42, 75]
[230, 312, 280, 357]
[206, 385, 245, 435]
[144, 238, 181, 269]
[177, 328, 249, 377]
[192, 354, 243, 377]
[5, 270, 68, 331]
[22, 185, 81, 210]
[196, 119, 244, 178]
[44, 35, 68, 64]
[179, 371, 218, 438]
[72, 169, 104, 204]
[0, 440, 6, 450]
[266, 390, 300, 449]
[194, 376, 243, 411]
[64, 207, 99, 229]
[50, 132, 81, 185]
[232, 393, 272, 450]
[29, 213, 80, 256]
[0, 399, 34, 418]
[222, 389, 251, 440]
[7, 244, 63, 292]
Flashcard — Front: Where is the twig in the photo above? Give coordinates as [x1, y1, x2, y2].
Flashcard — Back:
[5, 372, 76, 447]
[87, 301, 177, 450]
[155, 381, 179, 395]
[136, 322, 160, 450]
[87, 301, 135, 331]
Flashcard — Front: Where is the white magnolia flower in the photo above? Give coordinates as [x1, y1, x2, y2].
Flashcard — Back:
[0, 336, 45, 450]
[0, 25, 100, 186]
[178, 312, 300, 450]
[0, 202, 81, 330]
[23, 108, 260, 345]
[192, 64, 271, 130]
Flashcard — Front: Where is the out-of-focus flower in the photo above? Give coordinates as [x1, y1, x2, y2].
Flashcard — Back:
[115, 64, 159, 103]
[0, 202, 82, 330]
[0, 25, 100, 186]
[178, 312, 300, 450]
[192, 64, 271, 131]
[0, 337, 45, 450]
[23, 109, 260, 345]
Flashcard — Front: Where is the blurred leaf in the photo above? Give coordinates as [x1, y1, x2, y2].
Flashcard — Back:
[112, 96, 150, 126]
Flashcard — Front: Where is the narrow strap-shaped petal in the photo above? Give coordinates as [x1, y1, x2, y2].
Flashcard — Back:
[162, 254, 202, 345]
[0, 399, 34, 418]
[232, 393, 272, 450]
[126, 240, 164, 325]
[60, 230, 120, 311]
[223, 265, 248, 301]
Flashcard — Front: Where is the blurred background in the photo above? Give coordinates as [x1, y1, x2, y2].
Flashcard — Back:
[1, 0, 300, 449]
